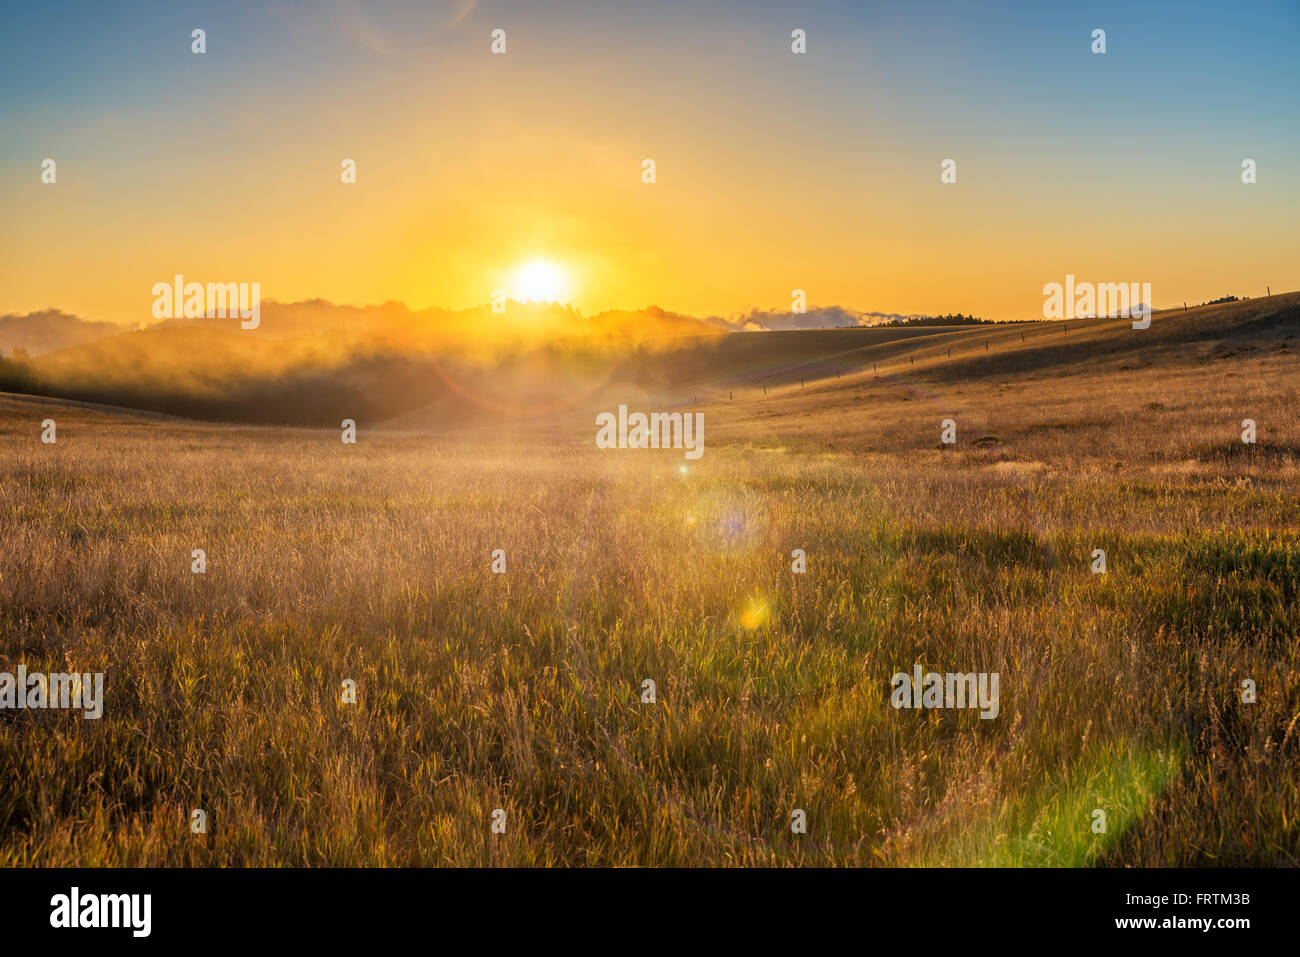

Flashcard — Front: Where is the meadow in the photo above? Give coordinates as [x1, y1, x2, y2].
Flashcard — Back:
[1, 295, 1298, 865]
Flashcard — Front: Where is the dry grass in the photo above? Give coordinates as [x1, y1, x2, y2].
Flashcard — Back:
[1, 298, 1298, 865]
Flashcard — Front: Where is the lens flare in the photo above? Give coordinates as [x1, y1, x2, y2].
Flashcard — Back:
[738, 595, 771, 631]
[689, 482, 770, 557]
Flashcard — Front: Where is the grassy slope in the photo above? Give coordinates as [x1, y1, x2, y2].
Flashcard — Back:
[0, 295, 1297, 865]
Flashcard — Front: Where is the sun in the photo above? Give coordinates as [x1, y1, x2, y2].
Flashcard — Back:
[512, 259, 570, 303]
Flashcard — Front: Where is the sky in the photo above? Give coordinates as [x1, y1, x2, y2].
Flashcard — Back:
[1, 0, 1297, 325]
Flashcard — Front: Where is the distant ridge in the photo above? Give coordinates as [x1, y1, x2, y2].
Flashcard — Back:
[1, 292, 1294, 429]
[0, 309, 121, 358]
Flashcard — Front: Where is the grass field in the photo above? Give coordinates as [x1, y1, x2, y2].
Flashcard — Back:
[1, 295, 1298, 865]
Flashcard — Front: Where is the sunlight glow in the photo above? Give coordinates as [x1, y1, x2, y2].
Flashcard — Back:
[512, 260, 570, 303]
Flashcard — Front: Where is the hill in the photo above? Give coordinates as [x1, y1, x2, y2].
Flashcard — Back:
[0, 309, 121, 358]
[1, 291, 1296, 866]
[1, 293, 1296, 430]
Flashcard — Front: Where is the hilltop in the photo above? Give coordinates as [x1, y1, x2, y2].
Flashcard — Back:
[1, 293, 1295, 431]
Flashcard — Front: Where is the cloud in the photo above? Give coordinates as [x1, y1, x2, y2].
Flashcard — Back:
[702, 306, 928, 332]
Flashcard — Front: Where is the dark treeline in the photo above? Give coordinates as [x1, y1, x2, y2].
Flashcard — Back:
[883, 313, 995, 327]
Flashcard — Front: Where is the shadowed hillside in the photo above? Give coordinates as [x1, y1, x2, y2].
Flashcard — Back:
[1, 293, 1296, 429]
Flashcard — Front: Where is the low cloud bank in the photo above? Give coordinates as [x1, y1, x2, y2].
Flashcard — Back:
[703, 306, 927, 332]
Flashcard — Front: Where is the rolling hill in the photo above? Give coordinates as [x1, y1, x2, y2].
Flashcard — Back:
[1, 293, 1295, 431]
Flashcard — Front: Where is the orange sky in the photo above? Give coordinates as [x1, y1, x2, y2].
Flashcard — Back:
[2, 1, 1297, 326]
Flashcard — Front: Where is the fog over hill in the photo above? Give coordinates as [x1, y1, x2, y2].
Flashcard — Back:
[0, 309, 121, 358]
[0, 298, 964, 360]
[1, 292, 1295, 429]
